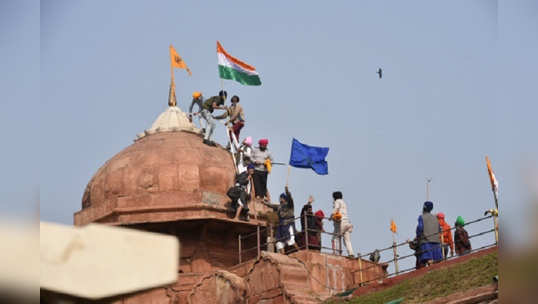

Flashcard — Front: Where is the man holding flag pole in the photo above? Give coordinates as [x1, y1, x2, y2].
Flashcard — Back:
[214, 41, 260, 151]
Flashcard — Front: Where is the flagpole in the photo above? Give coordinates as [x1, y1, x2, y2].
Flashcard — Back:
[169, 45, 176, 107]
[286, 165, 291, 187]
[486, 156, 499, 244]
[426, 178, 432, 201]
[392, 231, 399, 275]
[217, 41, 224, 91]
[492, 188, 499, 244]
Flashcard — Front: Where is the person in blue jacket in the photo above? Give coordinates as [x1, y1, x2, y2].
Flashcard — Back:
[416, 201, 443, 266]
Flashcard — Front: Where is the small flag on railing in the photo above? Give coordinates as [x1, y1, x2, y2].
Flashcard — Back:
[390, 219, 397, 233]
[485, 156, 499, 197]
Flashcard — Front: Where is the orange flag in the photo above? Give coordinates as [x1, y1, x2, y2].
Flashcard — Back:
[169, 45, 192, 76]
[390, 219, 397, 233]
[485, 156, 499, 196]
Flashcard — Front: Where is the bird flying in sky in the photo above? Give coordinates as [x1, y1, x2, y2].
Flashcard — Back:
[377, 68, 383, 79]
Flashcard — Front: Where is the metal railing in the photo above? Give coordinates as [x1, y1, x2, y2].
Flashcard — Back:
[237, 210, 499, 287]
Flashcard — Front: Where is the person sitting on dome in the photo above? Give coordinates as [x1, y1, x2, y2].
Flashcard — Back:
[201, 90, 227, 146]
[188, 91, 206, 132]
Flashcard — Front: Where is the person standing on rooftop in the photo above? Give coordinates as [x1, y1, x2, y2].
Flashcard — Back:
[416, 201, 443, 266]
[454, 216, 472, 256]
[437, 212, 455, 259]
[330, 191, 354, 258]
[251, 139, 272, 200]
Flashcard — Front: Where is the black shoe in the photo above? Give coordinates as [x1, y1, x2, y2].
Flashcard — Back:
[209, 140, 217, 147]
[203, 139, 210, 145]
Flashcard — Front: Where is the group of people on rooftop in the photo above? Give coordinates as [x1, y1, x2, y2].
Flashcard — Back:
[411, 201, 472, 268]
[188, 91, 473, 262]
[263, 188, 356, 257]
[189, 90, 245, 147]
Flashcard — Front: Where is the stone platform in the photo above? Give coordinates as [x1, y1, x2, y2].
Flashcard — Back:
[117, 250, 386, 304]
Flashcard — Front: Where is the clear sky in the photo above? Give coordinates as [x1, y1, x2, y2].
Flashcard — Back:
[3, 0, 538, 271]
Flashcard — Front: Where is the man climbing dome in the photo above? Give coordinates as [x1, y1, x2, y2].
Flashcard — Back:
[416, 201, 443, 266]
[189, 91, 205, 131]
[263, 186, 300, 254]
[237, 136, 253, 171]
[201, 90, 227, 146]
[437, 212, 455, 259]
[227, 95, 245, 142]
[213, 94, 245, 149]
[252, 139, 272, 201]
[330, 191, 355, 258]
[226, 164, 255, 221]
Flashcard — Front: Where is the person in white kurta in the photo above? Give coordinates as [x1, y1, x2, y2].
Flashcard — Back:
[331, 191, 354, 257]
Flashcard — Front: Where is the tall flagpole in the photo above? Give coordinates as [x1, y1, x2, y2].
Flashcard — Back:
[485, 156, 499, 244]
[426, 178, 432, 201]
[390, 219, 399, 274]
[285, 165, 291, 187]
[169, 46, 176, 107]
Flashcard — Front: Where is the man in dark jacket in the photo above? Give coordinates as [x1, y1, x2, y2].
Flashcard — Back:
[264, 186, 299, 254]
[200, 90, 227, 146]
[298, 196, 319, 250]
[416, 201, 443, 266]
[454, 216, 472, 255]
[227, 164, 254, 221]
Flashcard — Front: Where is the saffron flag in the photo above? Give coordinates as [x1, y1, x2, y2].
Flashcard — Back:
[217, 41, 261, 86]
[485, 156, 499, 196]
[289, 138, 329, 175]
[169, 45, 191, 76]
[390, 219, 397, 233]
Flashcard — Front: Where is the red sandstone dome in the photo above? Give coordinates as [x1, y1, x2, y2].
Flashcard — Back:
[75, 131, 236, 225]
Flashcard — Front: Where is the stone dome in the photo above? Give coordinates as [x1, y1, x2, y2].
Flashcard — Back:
[135, 106, 200, 140]
[75, 130, 236, 225]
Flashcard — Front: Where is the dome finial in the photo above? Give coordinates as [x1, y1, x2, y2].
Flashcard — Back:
[168, 80, 177, 107]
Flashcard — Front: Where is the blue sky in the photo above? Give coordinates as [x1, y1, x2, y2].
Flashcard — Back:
[2, 0, 537, 270]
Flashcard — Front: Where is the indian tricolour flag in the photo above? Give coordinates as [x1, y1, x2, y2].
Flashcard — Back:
[217, 41, 261, 86]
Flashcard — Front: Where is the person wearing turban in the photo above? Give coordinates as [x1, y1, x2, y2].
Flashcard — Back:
[330, 191, 354, 257]
[437, 212, 455, 259]
[189, 91, 206, 131]
[416, 201, 443, 266]
[454, 216, 472, 256]
[251, 139, 273, 200]
[227, 164, 255, 221]
[263, 186, 299, 254]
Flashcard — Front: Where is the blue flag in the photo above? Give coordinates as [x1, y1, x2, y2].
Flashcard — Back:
[289, 138, 329, 175]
